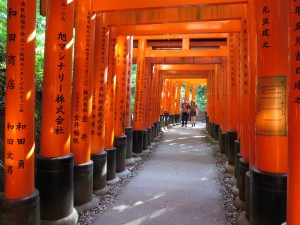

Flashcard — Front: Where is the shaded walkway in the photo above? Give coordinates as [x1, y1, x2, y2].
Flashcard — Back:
[93, 122, 227, 225]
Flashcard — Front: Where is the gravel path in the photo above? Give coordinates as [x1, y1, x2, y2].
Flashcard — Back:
[77, 123, 240, 225]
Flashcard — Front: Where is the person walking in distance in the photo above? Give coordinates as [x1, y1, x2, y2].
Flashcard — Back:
[181, 99, 190, 127]
[189, 100, 198, 127]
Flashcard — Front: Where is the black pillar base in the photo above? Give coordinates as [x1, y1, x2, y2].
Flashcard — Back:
[147, 127, 152, 147]
[226, 130, 237, 165]
[151, 125, 155, 142]
[251, 167, 287, 225]
[105, 147, 117, 182]
[169, 114, 175, 125]
[206, 116, 209, 131]
[214, 124, 219, 141]
[142, 130, 148, 150]
[246, 171, 251, 220]
[0, 189, 40, 225]
[164, 111, 169, 127]
[153, 122, 158, 138]
[133, 130, 143, 153]
[125, 127, 133, 159]
[36, 153, 75, 221]
[238, 158, 249, 201]
[91, 152, 107, 192]
[160, 114, 165, 129]
[234, 140, 241, 179]
[114, 135, 127, 173]
[220, 132, 226, 154]
[74, 161, 97, 211]
[175, 114, 180, 124]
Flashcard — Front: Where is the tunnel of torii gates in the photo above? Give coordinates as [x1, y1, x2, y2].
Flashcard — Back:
[2, 1, 300, 225]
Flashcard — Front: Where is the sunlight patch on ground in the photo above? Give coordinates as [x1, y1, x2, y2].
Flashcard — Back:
[163, 139, 174, 143]
[113, 193, 166, 212]
[124, 207, 175, 225]
[193, 135, 206, 138]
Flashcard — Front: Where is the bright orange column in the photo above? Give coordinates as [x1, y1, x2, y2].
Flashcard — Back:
[226, 33, 238, 166]
[169, 80, 176, 125]
[175, 82, 182, 124]
[71, 0, 97, 208]
[287, 2, 300, 224]
[91, 14, 108, 155]
[214, 64, 221, 140]
[251, 1, 288, 224]
[114, 35, 128, 173]
[133, 38, 146, 153]
[125, 36, 134, 159]
[125, 36, 133, 128]
[40, 1, 74, 158]
[105, 29, 117, 150]
[114, 36, 128, 137]
[71, 0, 94, 165]
[254, 1, 288, 174]
[248, 0, 256, 169]
[91, 14, 109, 193]
[219, 57, 228, 154]
[4, 0, 36, 199]
[105, 28, 117, 181]
[185, 82, 190, 101]
[37, 0, 76, 222]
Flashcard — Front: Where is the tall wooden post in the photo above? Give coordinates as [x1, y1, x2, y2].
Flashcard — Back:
[174, 82, 181, 124]
[105, 28, 118, 184]
[133, 38, 146, 153]
[214, 65, 221, 141]
[91, 14, 109, 195]
[114, 35, 129, 175]
[125, 36, 134, 162]
[0, 1, 40, 224]
[219, 57, 228, 155]
[36, 0, 78, 223]
[288, 2, 300, 224]
[71, 0, 98, 211]
[226, 33, 238, 167]
[251, 1, 288, 224]
[167, 80, 175, 126]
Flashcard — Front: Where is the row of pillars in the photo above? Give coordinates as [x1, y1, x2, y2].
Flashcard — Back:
[206, 1, 300, 225]
[0, 1, 170, 224]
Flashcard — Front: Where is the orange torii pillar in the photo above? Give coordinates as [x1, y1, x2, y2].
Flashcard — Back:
[0, 1, 40, 224]
[144, 61, 153, 148]
[161, 79, 169, 128]
[219, 58, 228, 154]
[125, 36, 135, 162]
[168, 80, 176, 126]
[114, 35, 129, 176]
[152, 65, 162, 135]
[236, 18, 250, 212]
[213, 65, 221, 141]
[185, 82, 190, 101]
[71, 0, 99, 211]
[244, 0, 257, 221]
[288, 2, 300, 224]
[36, 1, 78, 223]
[251, 2, 288, 224]
[163, 79, 171, 128]
[133, 38, 146, 153]
[225, 33, 238, 168]
[105, 29, 119, 184]
[175, 82, 182, 124]
[159, 71, 165, 129]
[207, 72, 216, 138]
[91, 14, 109, 195]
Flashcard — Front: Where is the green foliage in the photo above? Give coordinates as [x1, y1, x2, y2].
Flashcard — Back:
[131, 64, 137, 112]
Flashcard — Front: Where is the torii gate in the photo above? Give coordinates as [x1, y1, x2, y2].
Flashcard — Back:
[2, 1, 296, 225]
